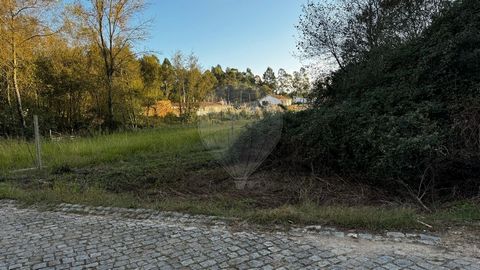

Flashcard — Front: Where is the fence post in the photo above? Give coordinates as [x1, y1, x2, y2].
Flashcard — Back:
[33, 115, 42, 169]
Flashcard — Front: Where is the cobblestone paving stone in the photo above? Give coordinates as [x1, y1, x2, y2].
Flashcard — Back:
[0, 201, 479, 269]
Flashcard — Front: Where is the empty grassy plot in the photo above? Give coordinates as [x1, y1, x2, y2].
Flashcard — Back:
[0, 125, 204, 172]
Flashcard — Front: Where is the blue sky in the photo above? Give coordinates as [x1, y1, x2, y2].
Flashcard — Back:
[137, 0, 307, 76]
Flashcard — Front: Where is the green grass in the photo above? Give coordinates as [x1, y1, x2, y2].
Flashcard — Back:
[429, 201, 480, 223]
[0, 125, 203, 172]
[247, 203, 419, 230]
[0, 121, 252, 172]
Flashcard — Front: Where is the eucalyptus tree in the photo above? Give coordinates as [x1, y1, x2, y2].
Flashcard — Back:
[171, 51, 187, 114]
[160, 58, 175, 100]
[276, 68, 294, 95]
[292, 68, 310, 97]
[262, 67, 276, 91]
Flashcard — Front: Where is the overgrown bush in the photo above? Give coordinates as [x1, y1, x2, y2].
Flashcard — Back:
[273, 0, 480, 201]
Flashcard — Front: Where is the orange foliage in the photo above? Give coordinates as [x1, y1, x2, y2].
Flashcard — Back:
[145, 100, 179, 117]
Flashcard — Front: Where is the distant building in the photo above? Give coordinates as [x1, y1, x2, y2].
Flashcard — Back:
[293, 97, 308, 104]
[259, 95, 292, 107]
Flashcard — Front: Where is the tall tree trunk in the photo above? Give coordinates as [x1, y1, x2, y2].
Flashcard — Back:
[106, 75, 115, 130]
[182, 83, 186, 108]
[7, 80, 11, 106]
[101, 43, 115, 131]
[12, 38, 26, 131]
[164, 81, 169, 99]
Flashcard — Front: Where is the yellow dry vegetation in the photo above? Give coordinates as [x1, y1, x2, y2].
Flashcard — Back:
[145, 100, 179, 117]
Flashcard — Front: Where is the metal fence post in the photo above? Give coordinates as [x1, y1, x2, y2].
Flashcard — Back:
[34, 115, 42, 169]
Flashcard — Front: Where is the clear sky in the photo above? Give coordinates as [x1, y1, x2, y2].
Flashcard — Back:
[137, 0, 307, 76]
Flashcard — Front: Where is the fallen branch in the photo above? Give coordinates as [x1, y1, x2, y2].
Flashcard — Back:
[416, 219, 433, 229]
[395, 178, 432, 213]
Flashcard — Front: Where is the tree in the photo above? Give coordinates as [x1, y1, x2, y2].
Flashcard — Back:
[170, 51, 187, 114]
[73, 0, 149, 130]
[276, 68, 294, 94]
[197, 70, 217, 104]
[139, 55, 161, 93]
[262, 67, 276, 91]
[34, 37, 93, 130]
[296, 0, 450, 72]
[114, 48, 144, 127]
[160, 58, 175, 99]
[169, 52, 217, 118]
[296, 2, 347, 71]
[139, 54, 161, 116]
[244, 68, 255, 85]
[292, 68, 310, 97]
[184, 54, 202, 114]
[224, 68, 240, 86]
[211, 65, 224, 85]
[0, 0, 60, 132]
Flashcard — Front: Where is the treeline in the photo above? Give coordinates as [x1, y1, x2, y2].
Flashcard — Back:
[140, 57, 310, 119]
[274, 0, 480, 202]
[209, 66, 310, 104]
[0, 0, 310, 137]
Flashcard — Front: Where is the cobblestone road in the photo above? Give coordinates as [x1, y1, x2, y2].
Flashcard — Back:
[0, 201, 479, 269]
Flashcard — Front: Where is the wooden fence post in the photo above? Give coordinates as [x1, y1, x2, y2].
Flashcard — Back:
[33, 115, 42, 169]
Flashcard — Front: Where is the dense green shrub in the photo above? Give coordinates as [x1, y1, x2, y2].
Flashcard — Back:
[274, 0, 480, 200]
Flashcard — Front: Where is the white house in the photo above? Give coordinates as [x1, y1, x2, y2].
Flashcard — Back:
[259, 95, 292, 107]
[293, 97, 308, 104]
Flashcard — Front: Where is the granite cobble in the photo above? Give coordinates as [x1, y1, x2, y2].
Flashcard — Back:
[0, 200, 479, 269]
